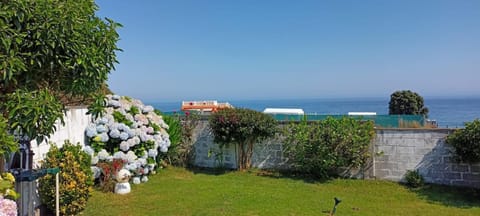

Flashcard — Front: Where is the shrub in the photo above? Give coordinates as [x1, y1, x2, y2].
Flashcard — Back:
[446, 119, 480, 163]
[85, 95, 171, 186]
[38, 140, 93, 215]
[210, 108, 277, 170]
[405, 170, 424, 188]
[158, 112, 195, 167]
[284, 117, 375, 178]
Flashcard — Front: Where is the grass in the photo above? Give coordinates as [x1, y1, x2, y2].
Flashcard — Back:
[81, 167, 480, 216]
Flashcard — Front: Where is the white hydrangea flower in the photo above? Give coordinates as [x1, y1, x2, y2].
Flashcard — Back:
[125, 113, 134, 122]
[113, 151, 126, 160]
[106, 156, 114, 162]
[139, 133, 149, 142]
[160, 146, 168, 153]
[125, 163, 137, 171]
[141, 176, 149, 182]
[142, 105, 154, 114]
[97, 149, 110, 160]
[91, 156, 99, 165]
[120, 141, 130, 152]
[126, 151, 137, 163]
[112, 95, 121, 100]
[137, 158, 147, 166]
[148, 149, 158, 158]
[132, 177, 141, 184]
[146, 126, 154, 134]
[108, 100, 121, 108]
[134, 114, 149, 126]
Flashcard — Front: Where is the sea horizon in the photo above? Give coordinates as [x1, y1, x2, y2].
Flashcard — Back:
[146, 96, 480, 128]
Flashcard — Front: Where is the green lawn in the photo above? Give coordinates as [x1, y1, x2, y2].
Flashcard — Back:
[82, 167, 480, 216]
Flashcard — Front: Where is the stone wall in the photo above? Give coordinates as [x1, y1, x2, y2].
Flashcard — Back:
[192, 121, 480, 188]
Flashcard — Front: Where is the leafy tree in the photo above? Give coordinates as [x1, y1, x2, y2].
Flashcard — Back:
[209, 108, 277, 170]
[446, 119, 480, 163]
[389, 90, 429, 116]
[0, 0, 121, 163]
[0, 0, 121, 98]
[0, 115, 17, 172]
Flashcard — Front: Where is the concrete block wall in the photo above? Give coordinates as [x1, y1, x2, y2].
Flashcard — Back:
[374, 129, 480, 188]
[191, 121, 480, 188]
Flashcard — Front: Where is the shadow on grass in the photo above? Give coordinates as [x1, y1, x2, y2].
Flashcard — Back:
[187, 166, 236, 176]
[408, 183, 480, 209]
[249, 168, 333, 184]
[188, 166, 333, 184]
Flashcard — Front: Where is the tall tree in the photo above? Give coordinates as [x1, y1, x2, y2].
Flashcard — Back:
[388, 90, 429, 116]
[0, 0, 121, 98]
[0, 0, 121, 169]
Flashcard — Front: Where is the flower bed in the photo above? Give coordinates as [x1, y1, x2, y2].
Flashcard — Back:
[84, 95, 171, 187]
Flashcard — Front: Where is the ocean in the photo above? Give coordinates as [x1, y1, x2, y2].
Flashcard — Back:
[148, 97, 480, 128]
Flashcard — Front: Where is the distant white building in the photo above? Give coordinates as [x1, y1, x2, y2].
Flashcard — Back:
[347, 112, 377, 116]
[263, 108, 305, 115]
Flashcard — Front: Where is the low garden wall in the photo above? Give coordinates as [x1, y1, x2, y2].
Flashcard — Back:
[192, 122, 480, 188]
[27, 109, 480, 189]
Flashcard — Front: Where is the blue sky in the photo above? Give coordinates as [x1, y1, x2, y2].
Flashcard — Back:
[96, 0, 480, 102]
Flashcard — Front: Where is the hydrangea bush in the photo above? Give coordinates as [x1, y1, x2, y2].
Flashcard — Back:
[84, 95, 171, 186]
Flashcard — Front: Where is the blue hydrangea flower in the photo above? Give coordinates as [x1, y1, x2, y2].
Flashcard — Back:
[100, 133, 109, 142]
[148, 149, 158, 158]
[85, 125, 97, 138]
[126, 128, 135, 138]
[83, 146, 94, 156]
[99, 117, 109, 125]
[119, 132, 129, 141]
[109, 129, 121, 139]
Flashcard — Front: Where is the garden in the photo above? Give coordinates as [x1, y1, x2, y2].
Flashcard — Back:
[1, 1, 480, 215]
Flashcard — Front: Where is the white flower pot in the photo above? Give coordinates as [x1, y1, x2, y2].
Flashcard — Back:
[114, 182, 131, 194]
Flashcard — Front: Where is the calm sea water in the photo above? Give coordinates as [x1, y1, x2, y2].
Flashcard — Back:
[148, 97, 480, 128]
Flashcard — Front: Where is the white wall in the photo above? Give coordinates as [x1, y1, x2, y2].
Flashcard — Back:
[30, 107, 91, 168]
